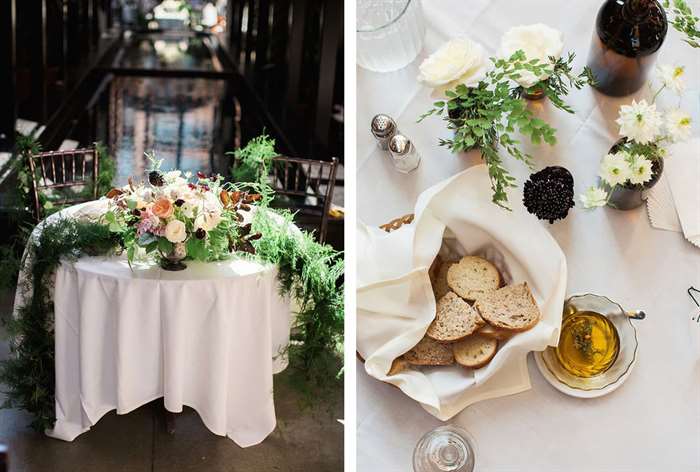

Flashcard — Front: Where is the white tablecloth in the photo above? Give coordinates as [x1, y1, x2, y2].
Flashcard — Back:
[357, 0, 700, 470]
[13, 201, 293, 447]
[50, 255, 291, 447]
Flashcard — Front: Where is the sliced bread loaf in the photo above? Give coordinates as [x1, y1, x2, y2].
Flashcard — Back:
[404, 336, 454, 366]
[475, 282, 541, 332]
[426, 291, 485, 343]
[447, 256, 501, 301]
[478, 323, 515, 341]
[453, 335, 498, 368]
[387, 356, 410, 376]
[431, 257, 456, 300]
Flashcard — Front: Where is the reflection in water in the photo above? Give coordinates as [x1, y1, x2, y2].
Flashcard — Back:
[109, 77, 225, 185]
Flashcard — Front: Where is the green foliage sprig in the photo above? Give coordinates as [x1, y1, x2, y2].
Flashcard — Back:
[250, 209, 344, 388]
[664, 0, 700, 48]
[0, 220, 121, 431]
[519, 52, 596, 114]
[228, 134, 278, 186]
[419, 51, 592, 208]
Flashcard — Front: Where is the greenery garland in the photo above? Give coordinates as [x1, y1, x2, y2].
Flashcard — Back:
[0, 220, 121, 431]
[0, 182, 343, 432]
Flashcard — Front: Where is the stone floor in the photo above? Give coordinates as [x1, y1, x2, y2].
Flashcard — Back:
[0, 289, 344, 472]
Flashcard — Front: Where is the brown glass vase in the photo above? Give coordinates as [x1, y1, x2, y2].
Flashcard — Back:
[587, 0, 667, 97]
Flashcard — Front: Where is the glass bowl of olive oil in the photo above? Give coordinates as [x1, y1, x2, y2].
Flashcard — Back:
[540, 293, 643, 392]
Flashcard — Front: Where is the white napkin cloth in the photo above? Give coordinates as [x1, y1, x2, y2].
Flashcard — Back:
[646, 138, 700, 248]
[357, 165, 568, 421]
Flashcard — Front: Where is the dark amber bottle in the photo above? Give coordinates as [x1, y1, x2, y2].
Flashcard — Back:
[587, 0, 667, 96]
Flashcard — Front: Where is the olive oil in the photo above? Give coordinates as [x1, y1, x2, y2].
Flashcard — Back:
[555, 311, 620, 378]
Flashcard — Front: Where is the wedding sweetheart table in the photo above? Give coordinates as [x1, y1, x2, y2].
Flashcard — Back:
[14, 201, 293, 448]
[357, 0, 700, 470]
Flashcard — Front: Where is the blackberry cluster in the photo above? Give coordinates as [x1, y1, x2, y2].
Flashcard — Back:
[149, 170, 164, 187]
[523, 166, 575, 224]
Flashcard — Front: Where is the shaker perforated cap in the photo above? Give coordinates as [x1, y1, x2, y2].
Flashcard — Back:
[389, 134, 411, 155]
[371, 114, 397, 138]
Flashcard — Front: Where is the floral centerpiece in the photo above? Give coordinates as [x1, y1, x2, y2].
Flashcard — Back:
[418, 24, 594, 208]
[104, 156, 263, 270]
[580, 64, 692, 210]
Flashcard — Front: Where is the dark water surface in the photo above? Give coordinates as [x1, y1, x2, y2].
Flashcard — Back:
[110, 76, 226, 186]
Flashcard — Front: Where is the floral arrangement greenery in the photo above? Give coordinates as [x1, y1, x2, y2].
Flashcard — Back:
[664, 0, 700, 48]
[580, 64, 692, 209]
[417, 27, 594, 209]
[0, 138, 344, 431]
[228, 133, 278, 186]
[103, 155, 263, 264]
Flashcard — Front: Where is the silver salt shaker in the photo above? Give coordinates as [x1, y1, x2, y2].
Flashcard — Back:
[388, 134, 420, 173]
[371, 114, 397, 150]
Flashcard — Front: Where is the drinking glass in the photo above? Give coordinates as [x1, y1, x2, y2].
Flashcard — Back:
[413, 425, 476, 472]
[357, 0, 425, 72]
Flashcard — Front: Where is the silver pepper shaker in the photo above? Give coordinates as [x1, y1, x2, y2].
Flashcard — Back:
[388, 134, 421, 174]
[371, 114, 398, 150]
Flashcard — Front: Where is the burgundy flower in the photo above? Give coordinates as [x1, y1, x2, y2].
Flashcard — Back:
[195, 228, 206, 240]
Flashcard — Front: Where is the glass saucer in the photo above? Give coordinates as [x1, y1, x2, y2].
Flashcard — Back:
[536, 293, 643, 396]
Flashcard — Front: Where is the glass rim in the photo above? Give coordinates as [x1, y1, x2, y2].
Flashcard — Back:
[356, 0, 414, 34]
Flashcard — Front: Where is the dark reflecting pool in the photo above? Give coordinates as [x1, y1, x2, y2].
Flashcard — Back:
[115, 32, 220, 72]
[110, 76, 227, 185]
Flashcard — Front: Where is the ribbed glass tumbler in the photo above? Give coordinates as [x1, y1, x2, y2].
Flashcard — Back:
[357, 0, 425, 73]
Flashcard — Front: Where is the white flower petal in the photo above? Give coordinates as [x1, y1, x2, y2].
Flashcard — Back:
[418, 38, 489, 92]
[500, 23, 564, 88]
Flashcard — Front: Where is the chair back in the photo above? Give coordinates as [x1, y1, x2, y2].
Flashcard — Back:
[27, 147, 99, 221]
[268, 156, 338, 243]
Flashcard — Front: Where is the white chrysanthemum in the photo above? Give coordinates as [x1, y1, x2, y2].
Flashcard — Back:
[418, 38, 489, 94]
[665, 109, 692, 142]
[616, 99, 663, 144]
[657, 64, 686, 94]
[627, 154, 654, 185]
[599, 151, 632, 186]
[499, 23, 564, 88]
[164, 219, 187, 243]
[579, 186, 608, 209]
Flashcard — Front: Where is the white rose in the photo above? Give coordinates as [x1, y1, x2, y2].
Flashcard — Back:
[180, 201, 197, 218]
[164, 219, 187, 243]
[194, 211, 222, 231]
[500, 24, 564, 88]
[417, 38, 488, 95]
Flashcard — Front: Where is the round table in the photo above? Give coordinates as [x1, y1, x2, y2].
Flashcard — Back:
[356, 0, 700, 470]
[19, 201, 293, 448]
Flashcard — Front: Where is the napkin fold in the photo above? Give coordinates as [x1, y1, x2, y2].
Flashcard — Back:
[647, 139, 700, 248]
[357, 165, 568, 420]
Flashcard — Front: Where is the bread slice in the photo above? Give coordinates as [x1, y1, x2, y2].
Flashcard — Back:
[387, 356, 410, 376]
[478, 323, 515, 341]
[453, 335, 498, 368]
[447, 256, 501, 301]
[404, 336, 454, 366]
[475, 282, 541, 332]
[426, 292, 485, 343]
[431, 258, 456, 300]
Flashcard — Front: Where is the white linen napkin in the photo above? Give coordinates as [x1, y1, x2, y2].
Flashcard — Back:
[646, 138, 700, 248]
[357, 165, 568, 421]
